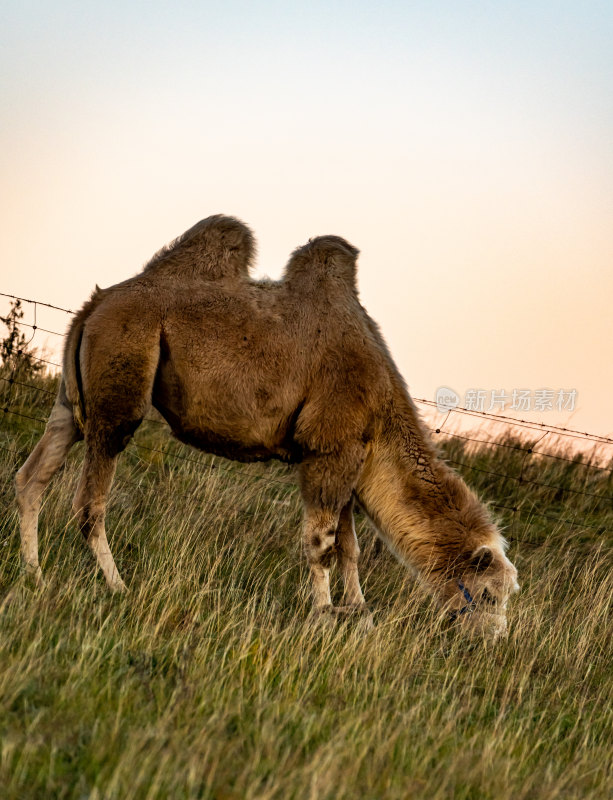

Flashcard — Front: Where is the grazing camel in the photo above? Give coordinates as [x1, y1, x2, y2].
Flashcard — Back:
[15, 215, 519, 638]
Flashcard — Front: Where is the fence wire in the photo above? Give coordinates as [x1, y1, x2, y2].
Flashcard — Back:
[1, 291, 611, 538]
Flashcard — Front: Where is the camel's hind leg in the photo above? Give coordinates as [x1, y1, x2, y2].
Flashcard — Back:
[73, 444, 126, 593]
[15, 398, 80, 585]
[71, 316, 160, 592]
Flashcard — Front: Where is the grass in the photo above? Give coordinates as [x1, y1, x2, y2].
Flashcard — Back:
[0, 370, 612, 799]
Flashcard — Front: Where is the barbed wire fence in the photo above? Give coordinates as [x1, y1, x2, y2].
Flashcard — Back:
[1, 291, 611, 543]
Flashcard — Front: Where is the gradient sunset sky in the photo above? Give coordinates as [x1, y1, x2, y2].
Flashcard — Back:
[2, 1, 612, 437]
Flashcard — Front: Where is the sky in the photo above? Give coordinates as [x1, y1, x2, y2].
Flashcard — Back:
[1, 1, 612, 439]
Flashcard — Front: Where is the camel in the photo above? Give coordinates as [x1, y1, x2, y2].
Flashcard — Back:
[15, 215, 519, 638]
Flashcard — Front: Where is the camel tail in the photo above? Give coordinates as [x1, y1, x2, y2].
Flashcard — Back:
[63, 286, 104, 433]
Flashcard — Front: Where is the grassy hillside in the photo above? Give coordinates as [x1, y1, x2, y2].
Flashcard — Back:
[0, 370, 612, 799]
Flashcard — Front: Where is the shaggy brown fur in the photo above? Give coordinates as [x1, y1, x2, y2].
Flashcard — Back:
[15, 214, 518, 637]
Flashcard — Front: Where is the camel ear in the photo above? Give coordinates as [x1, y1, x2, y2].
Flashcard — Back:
[469, 545, 494, 572]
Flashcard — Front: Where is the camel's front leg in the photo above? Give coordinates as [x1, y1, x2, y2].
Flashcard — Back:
[334, 498, 374, 629]
[302, 507, 339, 610]
[298, 443, 366, 618]
[336, 497, 366, 606]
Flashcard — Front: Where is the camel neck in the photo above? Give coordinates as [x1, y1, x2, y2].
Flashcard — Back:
[355, 383, 486, 576]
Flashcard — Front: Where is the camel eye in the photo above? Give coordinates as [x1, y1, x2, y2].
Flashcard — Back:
[481, 588, 498, 606]
[469, 547, 494, 572]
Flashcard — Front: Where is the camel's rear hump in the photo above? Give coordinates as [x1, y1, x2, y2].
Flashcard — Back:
[142, 215, 256, 281]
[284, 235, 360, 292]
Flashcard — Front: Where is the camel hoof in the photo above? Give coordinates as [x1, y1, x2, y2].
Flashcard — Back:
[309, 604, 374, 632]
[333, 604, 375, 631]
[22, 563, 46, 590]
[108, 578, 128, 595]
[308, 605, 338, 629]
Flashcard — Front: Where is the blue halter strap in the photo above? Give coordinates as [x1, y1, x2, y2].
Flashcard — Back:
[448, 580, 476, 621]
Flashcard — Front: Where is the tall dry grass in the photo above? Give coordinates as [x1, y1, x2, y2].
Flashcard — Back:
[0, 372, 611, 799]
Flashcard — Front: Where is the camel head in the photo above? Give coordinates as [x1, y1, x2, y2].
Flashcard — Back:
[444, 541, 520, 640]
